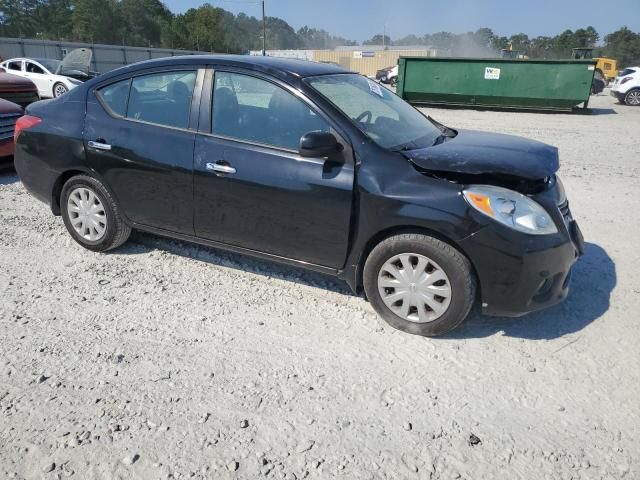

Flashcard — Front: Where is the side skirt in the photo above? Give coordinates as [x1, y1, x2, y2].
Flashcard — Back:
[131, 222, 342, 277]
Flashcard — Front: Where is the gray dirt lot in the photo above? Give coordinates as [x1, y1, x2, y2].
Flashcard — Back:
[1, 92, 639, 480]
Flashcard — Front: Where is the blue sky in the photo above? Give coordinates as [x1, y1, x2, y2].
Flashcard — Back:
[163, 0, 640, 43]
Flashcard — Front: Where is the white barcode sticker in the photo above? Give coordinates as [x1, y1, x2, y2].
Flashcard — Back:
[368, 79, 384, 97]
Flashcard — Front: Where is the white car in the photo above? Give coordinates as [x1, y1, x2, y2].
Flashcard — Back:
[610, 67, 640, 106]
[375, 65, 399, 86]
[0, 49, 93, 99]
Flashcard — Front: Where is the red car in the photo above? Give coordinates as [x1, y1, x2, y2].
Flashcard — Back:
[0, 70, 38, 165]
[0, 70, 40, 107]
[0, 98, 23, 162]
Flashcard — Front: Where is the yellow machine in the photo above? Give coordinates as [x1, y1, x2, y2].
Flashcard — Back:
[572, 48, 618, 81]
[500, 44, 528, 59]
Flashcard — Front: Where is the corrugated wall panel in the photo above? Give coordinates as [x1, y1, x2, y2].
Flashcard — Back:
[0, 37, 204, 73]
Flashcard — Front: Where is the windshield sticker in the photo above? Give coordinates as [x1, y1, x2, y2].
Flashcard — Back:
[368, 79, 384, 97]
[484, 67, 501, 80]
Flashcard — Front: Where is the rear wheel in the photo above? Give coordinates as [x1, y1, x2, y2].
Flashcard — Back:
[624, 88, 640, 106]
[53, 82, 68, 98]
[363, 233, 476, 336]
[60, 175, 130, 252]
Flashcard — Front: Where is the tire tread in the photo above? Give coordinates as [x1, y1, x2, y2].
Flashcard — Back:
[61, 175, 131, 252]
[363, 233, 476, 336]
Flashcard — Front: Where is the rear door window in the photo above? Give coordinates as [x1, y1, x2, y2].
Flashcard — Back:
[7, 61, 22, 72]
[97, 79, 131, 117]
[211, 71, 329, 151]
[128, 71, 197, 129]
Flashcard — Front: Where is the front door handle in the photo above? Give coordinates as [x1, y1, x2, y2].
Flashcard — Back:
[88, 140, 112, 151]
[206, 162, 236, 175]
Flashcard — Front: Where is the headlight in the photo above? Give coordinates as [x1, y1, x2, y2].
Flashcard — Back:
[462, 185, 558, 235]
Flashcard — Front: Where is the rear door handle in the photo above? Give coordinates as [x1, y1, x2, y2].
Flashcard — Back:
[88, 140, 112, 151]
[206, 162, 236, 175]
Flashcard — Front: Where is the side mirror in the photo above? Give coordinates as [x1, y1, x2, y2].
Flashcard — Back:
[299, 131, 342, 158]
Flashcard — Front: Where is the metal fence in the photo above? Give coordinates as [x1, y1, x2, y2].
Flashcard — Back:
[0, 37, 208, 74]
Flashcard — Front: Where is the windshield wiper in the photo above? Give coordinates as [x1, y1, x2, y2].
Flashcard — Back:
[391, 145, 413, 152]
[427, 116, 458, 138]
[432, 134, 447, 146]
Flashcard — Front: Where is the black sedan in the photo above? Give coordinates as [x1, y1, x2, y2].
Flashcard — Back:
[13, 55, 583, 336]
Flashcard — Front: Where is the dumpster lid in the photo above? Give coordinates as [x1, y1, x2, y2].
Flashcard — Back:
[403, 129, 559, 180]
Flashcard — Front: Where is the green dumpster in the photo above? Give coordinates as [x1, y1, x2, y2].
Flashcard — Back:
[396, 57, 597, 112]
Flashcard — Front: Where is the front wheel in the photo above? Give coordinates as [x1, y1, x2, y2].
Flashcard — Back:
[624, 88, 640, 106]
[53, 82, 68, 98]
[363, 233, 476, 337]
[61, 175, 131, 252]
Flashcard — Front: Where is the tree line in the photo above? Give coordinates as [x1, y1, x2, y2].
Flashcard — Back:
[369, 27, 640, 67]
[1, 1, 639, 66]
[0, 0, 356, 52]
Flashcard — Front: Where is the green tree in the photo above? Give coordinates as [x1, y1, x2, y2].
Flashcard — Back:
[573, 26, 599, 47]
[508, 33, 530, 52]
[473, 28, 495, 49]
[34, 0, 73, 40]
[175, 5, 229, 52]
[428, 32, 456, 52]
[71, 0, 121, 44]
[602, 27, 640, 68]
[264, 17, 300, 50]
[120, 0, 173, 47]
[363, 34, 391, 46]
[0, 0, 41, 37]
[394, 34, 423, 46]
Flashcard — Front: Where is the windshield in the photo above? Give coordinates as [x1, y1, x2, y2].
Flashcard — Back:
[34, 58, 60, 73]
[306, 73, 442, 150]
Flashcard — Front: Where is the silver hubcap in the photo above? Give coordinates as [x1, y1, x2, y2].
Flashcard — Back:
[378, 253, 452, 323]
[54, 84, 67, 97]
[67, 187, 107, 241]
[627, 91, 640, 105]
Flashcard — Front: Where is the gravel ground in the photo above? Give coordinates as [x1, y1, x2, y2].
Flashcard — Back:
[1, 92, 639, 480]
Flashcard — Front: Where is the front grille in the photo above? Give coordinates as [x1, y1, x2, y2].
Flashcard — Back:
[1, 91, 39, 108]
[0, 113, 21, 142]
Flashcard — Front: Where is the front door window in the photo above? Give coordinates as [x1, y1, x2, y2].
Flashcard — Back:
[211, 71, 329, 151]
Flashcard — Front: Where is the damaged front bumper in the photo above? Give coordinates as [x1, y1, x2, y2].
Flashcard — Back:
[459, 192, 584, 317]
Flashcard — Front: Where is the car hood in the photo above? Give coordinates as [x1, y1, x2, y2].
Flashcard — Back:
[0, 72, 37, 92]
[57, 48, 92, 77]
[403, 129, 559, 180]
[0, 98, 23, 114]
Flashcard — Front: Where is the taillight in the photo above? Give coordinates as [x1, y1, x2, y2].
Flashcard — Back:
[621, 77, 633, 85]
[14, 115, 42, 144]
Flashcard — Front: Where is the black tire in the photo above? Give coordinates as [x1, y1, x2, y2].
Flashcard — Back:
[363, 233, 476, 337]
[624, 88, 640, 106]
[60, 175, 131, 252]
[390, 77, 398, 87]
[52, 82, 68, 98]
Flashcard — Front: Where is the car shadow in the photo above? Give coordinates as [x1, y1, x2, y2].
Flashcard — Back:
[443, 242, 615, 340]
[121, 231, 355, 296]
[119, 235, 613, 340]
[0, 171, 18, 185]
[587, 107, 617, 115]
